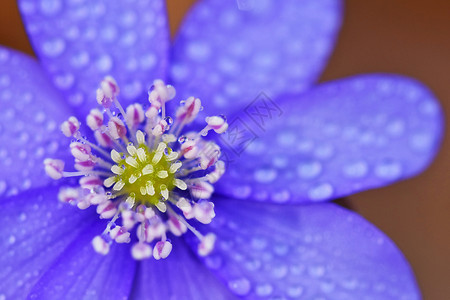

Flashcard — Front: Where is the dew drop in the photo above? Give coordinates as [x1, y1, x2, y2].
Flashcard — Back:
[54, 73, 75, 90]
[42, 38, 66, 57]
[8, 235, 16, 245]
[385, 119, 405, 136]
[277, 131, 296, 146]
[141, 53, 157, 70]
[314, 144, 334, 159]
[271, 189, 290, 203]
[0, 181, 6, 195]
[374, 160, 402, 180]
[96, 54, 113, 72]
[204, 254, 223, 270]
[297, 161, 322, 179]
[19, 212, 27, 222]
[409, 133, 433, 152]
[287, 286, 304, 297]
[308, 265, 326, 278]
[256, 283, 273, 297]
[419, 100, 439, 116]
[272, 264, 288, 279]
[308, 183, 333, 201]
[254, 168, 277, 183]
[39, 0, 62, 16]
[187, 40, 211, 62]
[244, 258, 262, 271]
[70, 51, 90, 68]
[343, 161, 368, 178]
[101, 24, 118, 42]
[251, 236, 268, 250]
[228, 278, 251, 296]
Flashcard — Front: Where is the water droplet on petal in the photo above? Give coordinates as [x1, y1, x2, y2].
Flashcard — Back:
[39, 0, 62, 16]
[228, 278, 251, 296]
[255, 283, 273, 297]
[96, 54, 113, 72]
[374, 160, 402, 180]
[254, 168, 277, 183]
[308, 183, 333, 201]
[297, 161, 322, 179]
[343, 161, 368, 178]
[0, 181, 6, 195]
[42, 38, 66, 57]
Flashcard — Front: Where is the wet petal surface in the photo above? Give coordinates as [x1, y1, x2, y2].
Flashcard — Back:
[171, 0, 342, 120]
[19, 0, 169, 116]
[218, 74, 444, 203]
[0, 47, 72, 196]
[190, 196, 420, 299]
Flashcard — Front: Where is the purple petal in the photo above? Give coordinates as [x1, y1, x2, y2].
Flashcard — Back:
[0, 186, 93, 299]
[28, 217, 136, 299]
[217, 74, 444, 203]
[192, 196, 420, 299]
[19, 0, 169, 116]
[0, 47, 72, 196]
[130, 239, 237, 300]
[170, 0, 342, 119]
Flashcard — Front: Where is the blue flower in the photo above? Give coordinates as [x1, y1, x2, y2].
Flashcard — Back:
[0, 0, 443, 299]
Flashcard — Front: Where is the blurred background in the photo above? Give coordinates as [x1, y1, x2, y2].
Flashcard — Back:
[0, 0, 448, 298]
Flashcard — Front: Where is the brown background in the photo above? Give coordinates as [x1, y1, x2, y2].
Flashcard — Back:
[1, 0, 449, 299]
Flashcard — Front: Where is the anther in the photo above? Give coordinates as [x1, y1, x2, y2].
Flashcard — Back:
[153, 240, 172, 260]
[198, 233, 216, 256]
[86, 108, 104, 131]
[44, 158, 65, 180]
[61, 116, 80, 137]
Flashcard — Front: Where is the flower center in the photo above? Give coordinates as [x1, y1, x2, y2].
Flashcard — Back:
[107, 142, 179, 206]
[44, 77, 228, 260]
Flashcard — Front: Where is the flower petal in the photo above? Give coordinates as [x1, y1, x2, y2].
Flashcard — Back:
[0, 47, 72, 196]
[130, 239, 237, 300]
[18, 0, 169, 116]
[217, 74, 444, 203]
[28, 217, 136, 299]
[191, 197, 420, 299]
[0, 186, 94, 299]
[170, 0, 342, 119]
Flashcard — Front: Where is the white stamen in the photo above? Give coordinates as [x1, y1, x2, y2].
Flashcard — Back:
[146, 182, 155, 196]
[165, 151, 178, 161]
[155, 201, 167, 213]
[157, 170, 168, 178]
[169, 162, 182, 173]
[110, 149, 122, 163]
[104, 176, 117, 187]
[142, 164, 154, 175]
[127, 145, 137, 156]
[136, 148, 146, 162]
[136, 130, 146, 145]
[160, 185, 169, 200]
[126, 156, 139, 168]
[129, 174, 138, 184]
[113, 179, 125, 191]
[111, 165, 124, 175]
[173, 179, 187, 190]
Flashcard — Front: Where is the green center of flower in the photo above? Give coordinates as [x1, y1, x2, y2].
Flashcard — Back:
[108, 140, 183, 206]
